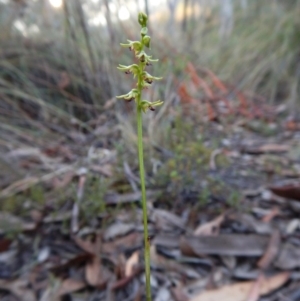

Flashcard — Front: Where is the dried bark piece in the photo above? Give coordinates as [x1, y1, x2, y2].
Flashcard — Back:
[180, 234, 269, 257]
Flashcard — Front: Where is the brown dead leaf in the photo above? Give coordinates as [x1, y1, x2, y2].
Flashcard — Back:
[190, 272, 290, 301]
[125, 251, 139, 277]
[111, 265, 142, 290]
[73, 235, 95, 254]
[171, 286, 189, 301]
[245, 273, 264, 301]
[56, 278, 86, 297]
[81, 234, 110, 288]
[0, 237, 11, 252]
[257, 230, 281, 270]
[85, 255, 107, 288]
[285, 120, 300, 131]
[0, 279, 37, 301]
[242, 144, 289, 155]
[270, 182, 300, 201]
[102, 232, 143, 253]
[261, 207, 280, 223]
[194, 214, 224, 236]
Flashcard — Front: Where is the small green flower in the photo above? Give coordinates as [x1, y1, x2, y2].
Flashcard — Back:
[142, 71, 162, 83]
[136, 51, 158, 64]
[116, 89, 139, 102]
[120, 40, 142, 53]
[117, 64, 140, 77]
[141, 100, 163, 112]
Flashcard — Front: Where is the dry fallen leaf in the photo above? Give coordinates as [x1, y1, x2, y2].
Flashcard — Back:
[85, 255, 107, 288]
[0, 279, 37, 301]
[190, 272, 289, 301]
[0, 237, 11, 252]
[102, 232, 143, 253]
[270, 182, 300, 201]
[180, 234, 269, 257]
[171, 286, 189, 301]
[125, 251, 139, 277]
[245, 273, 264, 301]
[104, 222, 136, 240]
[151, 245, 199, 278]
[275, 243, 300, 269]
[56, 278, 86, 297]
[194, 214, 225, 236]
[261, 207, 280, 223]
[73, 235, 95, 254]
[0, 212, 36, 234]
[257, 230, 281, 270]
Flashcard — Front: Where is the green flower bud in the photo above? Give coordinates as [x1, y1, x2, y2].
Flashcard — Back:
[142, 35, 151, 48]
[138, 12, 148, 27]
[140, 27, 148, 37]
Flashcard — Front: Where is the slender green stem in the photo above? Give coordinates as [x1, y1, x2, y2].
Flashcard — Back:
[117, 13, 161, 301]
[137, 64, 151, 301]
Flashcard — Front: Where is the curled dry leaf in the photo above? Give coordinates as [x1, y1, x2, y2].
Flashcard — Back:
[190, 272, 290, 301]
[85, 255, 108, 288]
[125, 251, 139, 277]
[194, 214, 225, 236]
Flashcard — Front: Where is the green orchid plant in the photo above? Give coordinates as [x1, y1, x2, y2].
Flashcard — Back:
[117, 12, 162, 301]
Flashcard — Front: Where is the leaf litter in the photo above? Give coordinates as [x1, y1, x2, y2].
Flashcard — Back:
[1, 79, 300, 301]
